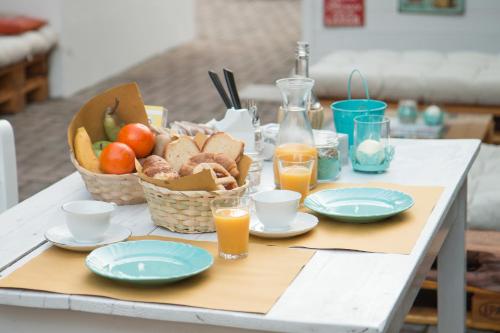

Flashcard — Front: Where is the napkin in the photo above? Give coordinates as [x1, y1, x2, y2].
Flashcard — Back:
[213, 108, 255, 152]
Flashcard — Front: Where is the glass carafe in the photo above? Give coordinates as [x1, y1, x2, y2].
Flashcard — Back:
[273, 77, 318, 188]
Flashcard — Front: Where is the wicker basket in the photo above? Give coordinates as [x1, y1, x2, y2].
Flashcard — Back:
[140, 179, 248, 233]
[71, 154, 145, 205]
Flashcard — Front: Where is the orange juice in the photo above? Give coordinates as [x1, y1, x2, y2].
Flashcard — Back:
[213, 208, 250, 257]
[279, 166, 312, 202]
[274, 143, 317, 188]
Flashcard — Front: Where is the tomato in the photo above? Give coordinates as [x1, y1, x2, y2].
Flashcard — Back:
[117, 123, 155, 158]
[100, 142, 136, 174]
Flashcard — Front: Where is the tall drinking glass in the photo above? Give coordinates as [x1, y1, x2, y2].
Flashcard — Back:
[210, 197, 250, 260]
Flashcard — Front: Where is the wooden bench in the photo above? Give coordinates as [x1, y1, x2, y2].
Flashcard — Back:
[0, 52, 50, 114]
[407, 230, 500, 331]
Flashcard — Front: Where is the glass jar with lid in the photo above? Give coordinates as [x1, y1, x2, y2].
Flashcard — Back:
[314, 130, 341, 181]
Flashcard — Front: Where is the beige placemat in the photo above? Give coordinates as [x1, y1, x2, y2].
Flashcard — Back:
[0, 236, 313, 314]
[251, 182, 444, 255]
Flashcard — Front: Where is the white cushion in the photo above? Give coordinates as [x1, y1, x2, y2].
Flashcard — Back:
[424, 63, 479, 104]
[468, 144, 500, 231]
[0, 37, 30, 67]
[310, 49, 500, 105]
[379, 63, 428, 101]
[0, 25, 57, 67]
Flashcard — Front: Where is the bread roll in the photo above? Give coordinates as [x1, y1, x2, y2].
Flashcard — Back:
[179, 152, 239, 178]
[142, 155, 179, 181]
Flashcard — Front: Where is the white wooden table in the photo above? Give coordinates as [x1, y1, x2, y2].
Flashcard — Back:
[0, 139, 479, 333]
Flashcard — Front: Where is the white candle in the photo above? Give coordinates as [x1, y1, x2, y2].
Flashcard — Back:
[356, 139, 385, 165]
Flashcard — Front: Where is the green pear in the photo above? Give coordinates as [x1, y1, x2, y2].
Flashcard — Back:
[103, 98, 123, 141]
[92, 140, 112, 157]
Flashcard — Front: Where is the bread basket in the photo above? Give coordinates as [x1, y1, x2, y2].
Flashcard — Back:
[140, 179, 248, 233]
[71, 154, 145, 205]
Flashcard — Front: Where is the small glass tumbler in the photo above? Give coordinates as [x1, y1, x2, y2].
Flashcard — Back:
[351, 115, 394, 173]
[278, 156, 314, 203]
[210, 197, 250, 260]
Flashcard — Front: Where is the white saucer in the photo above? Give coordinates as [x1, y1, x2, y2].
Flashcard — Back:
[45, 224, 131, 252]
[250, 212, 319, 239]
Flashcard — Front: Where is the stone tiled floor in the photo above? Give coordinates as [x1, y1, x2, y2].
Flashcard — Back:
[2, 0, 298, 200]
[0, 1, 489, 332]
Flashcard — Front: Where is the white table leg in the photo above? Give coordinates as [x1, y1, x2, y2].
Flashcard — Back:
[437, 180, 467, 333]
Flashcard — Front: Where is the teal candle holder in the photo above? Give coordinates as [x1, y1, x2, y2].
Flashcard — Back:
[351, 115, 395, 173]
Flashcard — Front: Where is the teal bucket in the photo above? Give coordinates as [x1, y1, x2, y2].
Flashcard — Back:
[331, 70, 387, 145]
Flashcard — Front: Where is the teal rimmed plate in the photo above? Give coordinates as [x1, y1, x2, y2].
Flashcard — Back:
[304, 187, 414, 223]
[86, 240, 213, 285]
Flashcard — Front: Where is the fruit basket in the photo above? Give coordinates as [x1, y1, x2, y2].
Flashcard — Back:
[70, 154, 145, 205]
[141, 180, 248, 233]
[67, 83, 150, 205]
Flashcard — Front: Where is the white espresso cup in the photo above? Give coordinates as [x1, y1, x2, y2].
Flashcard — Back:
[252, 190, 301, 230]
[62, 200, 116, 243]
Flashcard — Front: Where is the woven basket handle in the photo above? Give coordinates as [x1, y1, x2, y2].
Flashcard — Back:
[347, 69, 370, 100]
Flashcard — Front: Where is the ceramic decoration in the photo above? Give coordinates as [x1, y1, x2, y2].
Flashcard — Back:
[45, 224, 131, 252]
[397, 100, 418, 124]
[86, 240, 213, 285]
[304, 187, 414, 223]
[423, 105, 444, 126]
[250, 212, 318, 238]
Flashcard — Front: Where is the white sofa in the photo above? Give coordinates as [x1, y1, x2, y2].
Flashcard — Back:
[310, 50, 500, 106]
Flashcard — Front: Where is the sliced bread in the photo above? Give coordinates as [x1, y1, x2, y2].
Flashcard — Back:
[164, 136, 200, 171]
[202, 132, 244, 162]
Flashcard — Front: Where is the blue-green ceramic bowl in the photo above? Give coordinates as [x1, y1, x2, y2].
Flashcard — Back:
[86, 240, 213, 285]
[304, 187, 414, 223]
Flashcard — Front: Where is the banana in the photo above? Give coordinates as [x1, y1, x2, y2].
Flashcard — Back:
[74, 127, 101, 173]
[103, 98, 123, 141]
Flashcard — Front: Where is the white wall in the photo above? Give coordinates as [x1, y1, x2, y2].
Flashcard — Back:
[2, 0, 195, 97]
[303, 0, 500, 62]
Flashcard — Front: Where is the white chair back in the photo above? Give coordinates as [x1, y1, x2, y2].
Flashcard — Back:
[0, 120, 18, 212]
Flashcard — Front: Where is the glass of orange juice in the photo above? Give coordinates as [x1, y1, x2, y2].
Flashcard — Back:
[278, 157, 314, 203]
[210, 197, 250, 260]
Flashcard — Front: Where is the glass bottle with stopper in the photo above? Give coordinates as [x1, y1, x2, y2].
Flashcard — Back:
[274, 77, 318, 188]
[277, 41, 324, 129]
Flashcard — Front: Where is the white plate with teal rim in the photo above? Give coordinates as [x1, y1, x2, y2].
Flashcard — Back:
[45, 224, 131, 252]
[250, 212, 318, 239]
[86, 240, 214, 285]
[304, 187, 414, 223]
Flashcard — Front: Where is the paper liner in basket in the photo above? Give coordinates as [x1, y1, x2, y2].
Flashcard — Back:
[67, 82, 149, 153]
